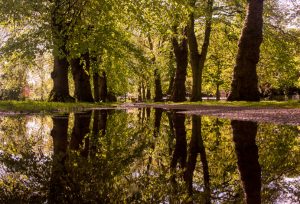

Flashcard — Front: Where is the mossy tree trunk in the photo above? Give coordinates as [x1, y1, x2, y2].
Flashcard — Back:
[227, 0, 264, 101]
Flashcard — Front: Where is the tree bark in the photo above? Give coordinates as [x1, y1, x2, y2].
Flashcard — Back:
[71, 53, 94, 102]
[216, 84, 220, 101]
[146, 85, 151, 100]
[154, 69, 163, 102]
[99, 71, 108, 102]
[167, 51, 176, 96]
[188, 0, 214, 102]
[49, 1, 74, 102]
[231, 120, 261, 204]
[93, 72, 100, 102]
[227, 0, 264, 101]
[172, 28, 188, 102]
[138, 83, 142, 102]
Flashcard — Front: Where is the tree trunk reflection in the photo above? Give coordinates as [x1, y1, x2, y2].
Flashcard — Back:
[185, 115, 211, 204]
[231, 120, 261, 204]
[70, 111, 92, 155]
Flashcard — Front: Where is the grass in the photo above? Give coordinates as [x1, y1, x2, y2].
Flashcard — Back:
[0, 100, 299, 114]
[0, 100, 119, 114]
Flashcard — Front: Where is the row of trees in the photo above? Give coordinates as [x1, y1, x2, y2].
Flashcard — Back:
[0, 0, 299, 102]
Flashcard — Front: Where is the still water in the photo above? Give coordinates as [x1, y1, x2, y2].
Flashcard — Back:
[0, 108, 299, 203]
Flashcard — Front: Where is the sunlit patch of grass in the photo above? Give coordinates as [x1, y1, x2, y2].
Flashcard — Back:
[0, 100, 119, 113]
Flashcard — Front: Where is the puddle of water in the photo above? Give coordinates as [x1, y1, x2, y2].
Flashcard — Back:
[0, 108, 299, 203]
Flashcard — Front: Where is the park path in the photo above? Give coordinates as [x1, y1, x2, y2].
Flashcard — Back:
[123, 103, 300, 126]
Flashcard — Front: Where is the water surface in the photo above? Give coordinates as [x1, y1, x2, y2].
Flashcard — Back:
[0, 108, 299, 203]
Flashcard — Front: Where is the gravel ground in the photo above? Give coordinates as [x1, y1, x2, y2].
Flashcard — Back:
[125, 103, 300, 126]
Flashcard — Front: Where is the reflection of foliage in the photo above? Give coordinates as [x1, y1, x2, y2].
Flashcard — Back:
[257, 124, 300, 203]
[0, 111, 299, 203]
[0, 116, 53, 202]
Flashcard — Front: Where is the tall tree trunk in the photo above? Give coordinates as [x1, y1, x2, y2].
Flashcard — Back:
[99, 71, 108, 102]
[154, 69, 163, 102]
[231, 120, 261, 204]
[216, 84, 220, 101]
[93, 72, 100, 102]
[138, 83, 142, 102]
[167, 51, 176, 96]
[146, 85, 151, 100]
[71, 53, 94, 102]
[49, 2, 74, 102]
[172, 28, 188, 102]
[227, 0, 263, 101]
[147, 35, 163, 102]
[142, 81, 146, 101]
[188, 0, 214, 102]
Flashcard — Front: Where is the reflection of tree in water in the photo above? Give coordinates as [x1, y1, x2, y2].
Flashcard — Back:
[185, 115, 211, 204]
[70, 111, 92, 153]
[0, 111, 299, 203]
[0, 116, 52, 203]
[49, 114, 81, 203]
[231, 120, 261, 204]
[170, 113, 211, 203]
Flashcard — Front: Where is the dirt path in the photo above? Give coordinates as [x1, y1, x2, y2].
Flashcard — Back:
[122, 103, 300, 126]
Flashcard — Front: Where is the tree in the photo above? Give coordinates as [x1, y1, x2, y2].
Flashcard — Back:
[172, 27, 188, 102]
[227, 0, 264, 101]
[188, 0, 214, 102]
[49, 0, 74, 102]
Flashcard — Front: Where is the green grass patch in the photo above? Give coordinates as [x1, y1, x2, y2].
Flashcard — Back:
[0, 100, 299, 114]
[0, 100, 119, 114]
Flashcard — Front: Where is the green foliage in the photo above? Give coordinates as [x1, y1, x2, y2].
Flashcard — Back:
[0, 0, 299, 100]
